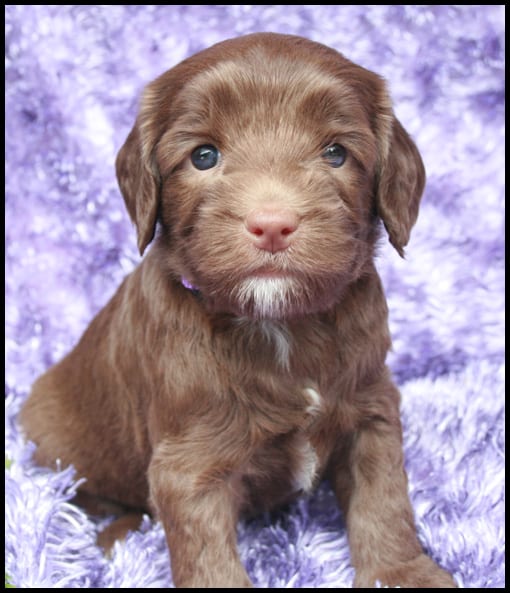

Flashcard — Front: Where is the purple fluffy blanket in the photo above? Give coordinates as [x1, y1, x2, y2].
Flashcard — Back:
[5, 5, 505, 588]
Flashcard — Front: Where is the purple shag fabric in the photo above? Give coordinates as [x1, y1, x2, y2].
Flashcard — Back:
[5, 5, 505, 588]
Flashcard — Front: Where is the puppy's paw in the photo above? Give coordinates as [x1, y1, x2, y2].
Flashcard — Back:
[355, 554, 457, 588]
[97, 512, 145, 556]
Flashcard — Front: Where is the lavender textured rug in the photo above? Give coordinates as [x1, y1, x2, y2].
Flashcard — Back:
[5, 5, 505, 588]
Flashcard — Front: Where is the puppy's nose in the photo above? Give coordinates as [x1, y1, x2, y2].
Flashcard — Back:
[245, 208, 299, 253]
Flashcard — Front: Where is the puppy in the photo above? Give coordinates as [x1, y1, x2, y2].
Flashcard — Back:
[20, 33, 456, 588]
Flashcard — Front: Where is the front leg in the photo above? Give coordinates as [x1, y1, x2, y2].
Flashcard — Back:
[148, 437, 252, 588]
[329, 376, 456, 588]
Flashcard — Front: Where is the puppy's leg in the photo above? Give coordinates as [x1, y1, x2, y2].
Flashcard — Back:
[329, 377, 456, 588]
[148, 437, 252, 588]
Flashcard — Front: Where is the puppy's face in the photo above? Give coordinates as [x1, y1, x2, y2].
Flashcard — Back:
[117, 34, 425, 320]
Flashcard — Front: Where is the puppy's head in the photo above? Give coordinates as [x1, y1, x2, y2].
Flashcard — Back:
[116, 33, 425, 319]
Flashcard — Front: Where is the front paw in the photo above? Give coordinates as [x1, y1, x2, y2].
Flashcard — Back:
[355, 554, 456, 588]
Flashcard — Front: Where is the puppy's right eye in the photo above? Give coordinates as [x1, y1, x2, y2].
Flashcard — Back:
[191, 145, 220, 170]
[322, 143, 347, 168]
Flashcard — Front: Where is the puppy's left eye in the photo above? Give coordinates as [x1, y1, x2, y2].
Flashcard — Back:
[322, 143, 347, 168]
[191, 145, 220, 170]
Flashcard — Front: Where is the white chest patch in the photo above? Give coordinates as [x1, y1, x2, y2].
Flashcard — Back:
[258, 319, 292, 369]
[291, 386, 323, 493]
[303, 386, 322, 416]
[292, 435, 319, 493]
[235, 317, 292, 369]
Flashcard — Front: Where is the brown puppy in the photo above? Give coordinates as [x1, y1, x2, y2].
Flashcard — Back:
[20, 33, 456, 588]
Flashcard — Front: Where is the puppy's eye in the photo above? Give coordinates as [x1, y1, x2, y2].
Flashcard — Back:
[191, 145, 220, 170]
[322, 143, 347, 168]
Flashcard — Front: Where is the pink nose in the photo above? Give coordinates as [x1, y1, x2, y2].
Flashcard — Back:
[245, 208, 299, 253]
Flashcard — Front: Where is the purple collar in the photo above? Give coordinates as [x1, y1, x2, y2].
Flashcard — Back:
[181, 277, 200, 295]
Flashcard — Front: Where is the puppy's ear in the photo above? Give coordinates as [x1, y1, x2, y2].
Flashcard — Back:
[116, 97, 161, 256]
[374, 111, 425, 257]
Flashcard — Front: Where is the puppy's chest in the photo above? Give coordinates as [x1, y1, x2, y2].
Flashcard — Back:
[228, 319, 340, 508]
[242, 385, 328, 511]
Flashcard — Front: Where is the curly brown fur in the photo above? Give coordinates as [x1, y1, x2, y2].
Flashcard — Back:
[20, 33, 455, 588]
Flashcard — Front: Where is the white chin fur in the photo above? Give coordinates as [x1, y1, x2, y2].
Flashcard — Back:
[235, 277, 302, 319]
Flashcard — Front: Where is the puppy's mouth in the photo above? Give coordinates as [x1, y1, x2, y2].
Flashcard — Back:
[245, 267, 291, 280]
[187, 244, 352, 319]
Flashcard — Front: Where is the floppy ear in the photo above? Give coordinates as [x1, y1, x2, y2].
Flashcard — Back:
[374, 113, 426, 257]
[116, 94, 161, 256]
